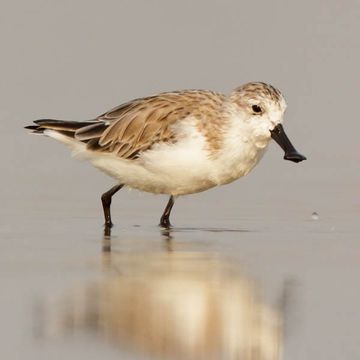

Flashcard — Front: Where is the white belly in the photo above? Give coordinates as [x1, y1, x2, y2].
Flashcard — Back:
[89, 135, 218, 196]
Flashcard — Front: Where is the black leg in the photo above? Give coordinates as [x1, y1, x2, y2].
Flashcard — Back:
[159, 195, 175, 228]
[101, 184, 123, 228]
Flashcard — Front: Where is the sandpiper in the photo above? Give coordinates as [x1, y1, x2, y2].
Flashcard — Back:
[25, 82, 306, 228]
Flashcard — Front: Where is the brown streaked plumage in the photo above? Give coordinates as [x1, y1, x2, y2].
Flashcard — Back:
[25, 82, 306, 229]
[75, 90, 227, 159]
[233, 82, 282, 103]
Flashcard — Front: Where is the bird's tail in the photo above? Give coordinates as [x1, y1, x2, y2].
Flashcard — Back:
[25, 119, 97, 136]
[25, 119, 99, 154]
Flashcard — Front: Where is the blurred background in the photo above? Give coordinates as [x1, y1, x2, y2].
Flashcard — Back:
[0, 1, 359, 359]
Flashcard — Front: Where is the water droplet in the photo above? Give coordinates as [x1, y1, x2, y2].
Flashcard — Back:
[311, 212, 319, 220]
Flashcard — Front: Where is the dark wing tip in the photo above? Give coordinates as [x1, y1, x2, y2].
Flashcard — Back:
[25, 119, 55, 131]
[24, 125, 40, 130]
[24, 123, 44, 134]
[33, 119, 59, 125]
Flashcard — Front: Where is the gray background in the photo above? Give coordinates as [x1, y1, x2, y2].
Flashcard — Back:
[0, 1, 359, 359]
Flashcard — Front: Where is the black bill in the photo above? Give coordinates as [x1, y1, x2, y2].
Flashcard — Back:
[270, 124, 306, 163]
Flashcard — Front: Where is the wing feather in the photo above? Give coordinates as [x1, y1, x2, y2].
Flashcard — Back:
[75, 123, 108, 140]
[79, 90, 224, 159]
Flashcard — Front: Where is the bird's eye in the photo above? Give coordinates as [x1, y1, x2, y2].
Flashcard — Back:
[252, 105, 262, 114]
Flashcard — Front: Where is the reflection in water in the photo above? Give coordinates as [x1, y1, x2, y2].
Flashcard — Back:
[40, 241, 282, 360]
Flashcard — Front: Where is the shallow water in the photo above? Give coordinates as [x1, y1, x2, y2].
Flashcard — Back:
[1, 189, 360, 359]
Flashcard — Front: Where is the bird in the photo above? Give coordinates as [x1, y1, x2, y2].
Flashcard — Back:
[25, 82, 306, 229]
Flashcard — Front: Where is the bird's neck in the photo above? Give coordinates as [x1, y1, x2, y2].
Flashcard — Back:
[211, 117, 270, 184]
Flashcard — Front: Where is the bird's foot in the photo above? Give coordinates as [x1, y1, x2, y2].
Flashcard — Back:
[104, 221, 114, 237]
[159, 218, 172, 229]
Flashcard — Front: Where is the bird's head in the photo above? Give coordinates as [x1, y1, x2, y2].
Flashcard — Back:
[230, 82, 306, 163]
